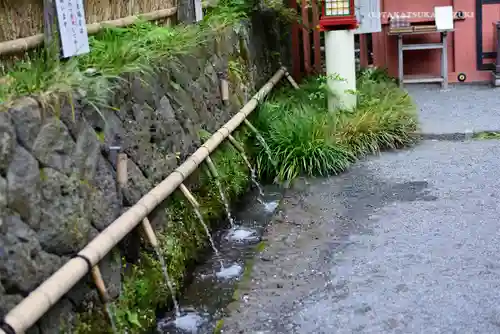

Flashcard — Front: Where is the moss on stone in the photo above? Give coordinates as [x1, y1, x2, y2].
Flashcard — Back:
[71, 134, 252, 333]
[95, 131, 105, 143]
[213, 319, 224, 333]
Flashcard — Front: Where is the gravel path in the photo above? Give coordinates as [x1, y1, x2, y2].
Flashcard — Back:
[222, 140, 500, 333]
[407, 84, 500, 134]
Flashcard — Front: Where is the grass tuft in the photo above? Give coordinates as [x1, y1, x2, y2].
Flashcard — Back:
[0, 21, 207, 109]
[252, 69, 418, 183]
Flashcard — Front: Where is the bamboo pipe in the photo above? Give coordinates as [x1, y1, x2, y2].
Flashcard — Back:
[227, 134, 255, 172]
[0, 67, 286, 334]
[242, 119, 261, 138]
[179, 183, 200, 208]
[283, 68, 300, 89]
[0, 7, 177, 56]
[116, 153, 128, 188]
[90, 266, 111, 304]
[140, 217, 158, 248]
[227, 135, 245, 153]
[204, 156, 220, 179]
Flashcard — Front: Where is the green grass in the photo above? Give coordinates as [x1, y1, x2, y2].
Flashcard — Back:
[251, 68, 418, 183]
[0, 21, 208, 110]
[0, 0, 261, 110]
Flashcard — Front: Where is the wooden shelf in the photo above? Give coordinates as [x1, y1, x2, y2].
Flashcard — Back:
[402, 75, 444, 84]
[402, 43, 444, 51]
[396, 30, 451, 89]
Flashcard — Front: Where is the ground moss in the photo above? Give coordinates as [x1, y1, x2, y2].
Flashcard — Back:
[71, 133, 251, 333]
[228, 240, 267, 311]
[473, 131, 500, 140]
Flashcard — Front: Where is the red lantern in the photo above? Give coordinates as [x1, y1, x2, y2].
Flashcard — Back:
[319, 0, 358, 31]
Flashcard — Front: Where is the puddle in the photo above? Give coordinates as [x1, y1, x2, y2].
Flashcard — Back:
[157, 309, 209, 333]
[225, 226, 260, 243]
[216, 263, 243, 279]
[154, 185, 283, 333]
[263, 200, 279, 213]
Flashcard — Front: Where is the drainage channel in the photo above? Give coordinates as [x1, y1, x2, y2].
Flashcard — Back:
[153, 184, 283, 333]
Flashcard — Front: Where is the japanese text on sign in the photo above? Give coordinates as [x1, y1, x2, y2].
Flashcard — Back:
[55, 0, 90, 58]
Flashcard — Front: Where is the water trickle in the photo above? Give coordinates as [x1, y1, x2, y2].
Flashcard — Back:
[155, 248, 181, 316]
[214, 179, 234, 227]
[192, 207, 219, 256]
[250, 168, 264, 197]
[105, 304, 118, 334]
[254, 132, 276, 170]
[237, 152, 264, 197]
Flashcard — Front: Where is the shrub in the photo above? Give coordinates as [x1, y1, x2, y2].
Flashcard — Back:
[252, 70, 418, 183]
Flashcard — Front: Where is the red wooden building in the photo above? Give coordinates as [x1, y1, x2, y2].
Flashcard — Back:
[291, 0, 500, 84]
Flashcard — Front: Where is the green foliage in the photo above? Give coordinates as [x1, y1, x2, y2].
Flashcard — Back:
[252, 70, 418, 183]
[0, 21, 206, 110]
[357, 66, 398, 85]
[112, 253, 169, 332]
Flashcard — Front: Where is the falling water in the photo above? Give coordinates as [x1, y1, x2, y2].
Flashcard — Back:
[250, 167, 264, 197]
[192, 207, 219, 256]
[238, 153, 264, 197]
[155, 249, 181, 316]
[254, 132, 276, 170]
[105, 304, 118, 334]
[214, 178, 234, 227]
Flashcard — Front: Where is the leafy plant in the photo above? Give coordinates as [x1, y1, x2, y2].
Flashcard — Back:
[252, 69, 418, 183]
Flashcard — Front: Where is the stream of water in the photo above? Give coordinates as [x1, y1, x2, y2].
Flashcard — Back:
[254, 132, 277, 170]
[214, 179, 234, 227]
[154, 184, 282, 333]
[106, 304, 118, 334]
[192, 208, 219, 256]
[156, 249, 181, 316]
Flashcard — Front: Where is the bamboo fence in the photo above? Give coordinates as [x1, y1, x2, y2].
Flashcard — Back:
[0, 7, 178, 56]
[0, 0, 177, 43]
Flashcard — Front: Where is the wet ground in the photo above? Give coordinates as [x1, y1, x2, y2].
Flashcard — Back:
[221, 140, 500, 333]
[218, 84, 500, 333]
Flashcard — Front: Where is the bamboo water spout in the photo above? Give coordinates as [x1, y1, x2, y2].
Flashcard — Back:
[227, 134, 254, 172]
[283, 68, 300, 89]
[140, 217, 158, 248]
[179, 184, 220, 255]
[227, 134, 263, 195]
[140, 217, 181, 316]
[0, 67, 287, 334]
[205, 156, 234, 226]
[90, 267, 117, 332]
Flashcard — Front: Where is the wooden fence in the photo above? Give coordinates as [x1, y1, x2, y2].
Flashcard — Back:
[288, 0, 322, 81]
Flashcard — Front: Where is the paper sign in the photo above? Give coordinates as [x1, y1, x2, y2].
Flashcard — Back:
[194, 0, 203, 21]
[354, 0, 382, 35]
[434, 6, 454, 31]
[55, 0, 90, 58]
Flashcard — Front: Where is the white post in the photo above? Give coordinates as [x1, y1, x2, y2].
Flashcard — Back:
[324, 29, 357, 111]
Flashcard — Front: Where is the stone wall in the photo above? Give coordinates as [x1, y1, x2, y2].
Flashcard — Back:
[0, 14, 286, 333]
